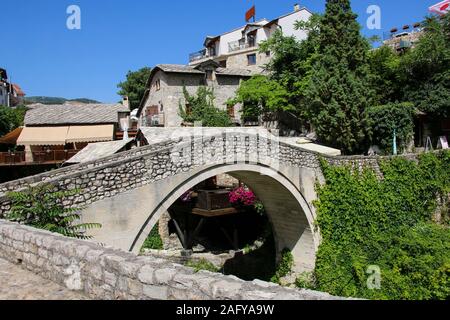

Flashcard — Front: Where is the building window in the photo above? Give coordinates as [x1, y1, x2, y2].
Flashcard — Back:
[219, 60, 227, 68]
[155, 79, 161, 91]
[160, 104, 164, 112]
[265, 51, 271, 57]
[227, 104, 235, 118]
[247, 54, 257, 66]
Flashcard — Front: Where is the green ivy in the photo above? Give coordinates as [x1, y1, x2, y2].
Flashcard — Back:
[271, 248, 294, 284]
[178, 86, 232, 127]
[186, 259, 220, 273]
[313, 151, 450, 299]
[141, 223, 163, 251]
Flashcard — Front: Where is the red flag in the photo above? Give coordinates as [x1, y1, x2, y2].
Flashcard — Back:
[245, 6, 256, 22]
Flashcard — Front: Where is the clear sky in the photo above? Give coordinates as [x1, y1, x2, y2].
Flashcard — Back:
[0, 0, 441, 103]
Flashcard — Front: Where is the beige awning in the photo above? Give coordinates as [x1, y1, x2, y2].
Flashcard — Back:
[16, 127, 69, 146]
[66, 125, 114, 143]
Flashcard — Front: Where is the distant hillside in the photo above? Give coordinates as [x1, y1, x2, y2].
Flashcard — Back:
[24, 96, 101, 105]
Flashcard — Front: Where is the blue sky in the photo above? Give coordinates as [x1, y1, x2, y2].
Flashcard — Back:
[0, 0, 440, 103]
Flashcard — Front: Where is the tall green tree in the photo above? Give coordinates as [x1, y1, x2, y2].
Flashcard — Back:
[305, 0, 373, 154]
[368, 45, 402, 105]
[117, 67, 152, 110]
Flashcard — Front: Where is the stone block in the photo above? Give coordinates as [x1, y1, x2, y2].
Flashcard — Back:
[143, 285, 169, 300]
[137, 265, 155, 284]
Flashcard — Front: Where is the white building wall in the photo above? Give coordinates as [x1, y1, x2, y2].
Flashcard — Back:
[277, 9, 311, 40]
[218, 28, 245, 56]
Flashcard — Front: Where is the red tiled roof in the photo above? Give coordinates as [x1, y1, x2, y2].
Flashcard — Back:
[12, 84, 25, 96]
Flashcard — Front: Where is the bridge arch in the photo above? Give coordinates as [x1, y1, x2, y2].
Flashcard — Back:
[130, 163, 319, 273]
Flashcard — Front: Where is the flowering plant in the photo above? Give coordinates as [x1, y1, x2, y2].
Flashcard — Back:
[228, 187, 256, 206]
[180, 190, 193, 202]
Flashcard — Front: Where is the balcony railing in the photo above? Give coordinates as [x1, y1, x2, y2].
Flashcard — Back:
[0, 150, 80, 165]
[189, 49, 207, 63]
[0, 152, 25, 165]
[228, 39, 256, 53]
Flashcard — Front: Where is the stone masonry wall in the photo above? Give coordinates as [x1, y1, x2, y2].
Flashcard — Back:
[0, 220, 342, 300]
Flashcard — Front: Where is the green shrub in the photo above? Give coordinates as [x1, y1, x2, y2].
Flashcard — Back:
[6, 184, 101, 239]
[179, 86, 232, 127]
[186, 259, 220, 273]
[367, 102, 416, 154]
[141, 223, 163, 251]
[271, 248, 294, 284]
[295, 272, 316, 290]
[314, 151, 450, 299]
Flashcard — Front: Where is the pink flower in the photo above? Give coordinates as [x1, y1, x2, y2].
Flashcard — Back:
[229, 187, 256, 206]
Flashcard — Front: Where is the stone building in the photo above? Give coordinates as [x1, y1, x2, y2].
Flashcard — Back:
[16, 102, 130, 163]
[188, 4, 312, 72]
[0, 68, 11, 107]
[136, 4, 313, 129]
[10, 84, 26, 106]
[137, 62, 257, 128]
[383, 23, 424, 53]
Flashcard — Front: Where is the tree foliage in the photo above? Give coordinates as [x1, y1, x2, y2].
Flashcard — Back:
[312, 151, 450, 299]
[117, 67, 152, 110]
[367, 102, 416, 154]
[7, 184, 101, 239]
[368, 46, 402, 105]
[231, 75, 290, 119]
[400, 14, 450, 118]
[305, 0, 373, 154]
[258, 15, 322, 120]
[0, 105, 27, 137]
[179, 86, 232, 127]
[232, 3, 449, 155]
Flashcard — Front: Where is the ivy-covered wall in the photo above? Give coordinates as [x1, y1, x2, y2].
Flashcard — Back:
[311, 151, 450, 300]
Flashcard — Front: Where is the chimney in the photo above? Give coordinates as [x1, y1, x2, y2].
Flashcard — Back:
[294, 3, 300, 12]
[122, 96, 130, 109]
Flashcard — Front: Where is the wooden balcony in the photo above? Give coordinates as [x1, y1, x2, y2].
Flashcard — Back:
[0, 150, 79, 166]
[0, 152, 26, 166]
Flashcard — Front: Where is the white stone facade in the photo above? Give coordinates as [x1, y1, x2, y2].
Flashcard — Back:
[189, 6, 312, 71]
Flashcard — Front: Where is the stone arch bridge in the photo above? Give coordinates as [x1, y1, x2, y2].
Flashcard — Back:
[0, 128, 379, 273]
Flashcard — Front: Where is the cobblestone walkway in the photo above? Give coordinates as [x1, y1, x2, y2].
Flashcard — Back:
[0, 258, 88, 300]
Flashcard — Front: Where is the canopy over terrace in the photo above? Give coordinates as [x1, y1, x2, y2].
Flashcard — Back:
[16, 125, 114, 146]
[16, 127, 69, 146]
